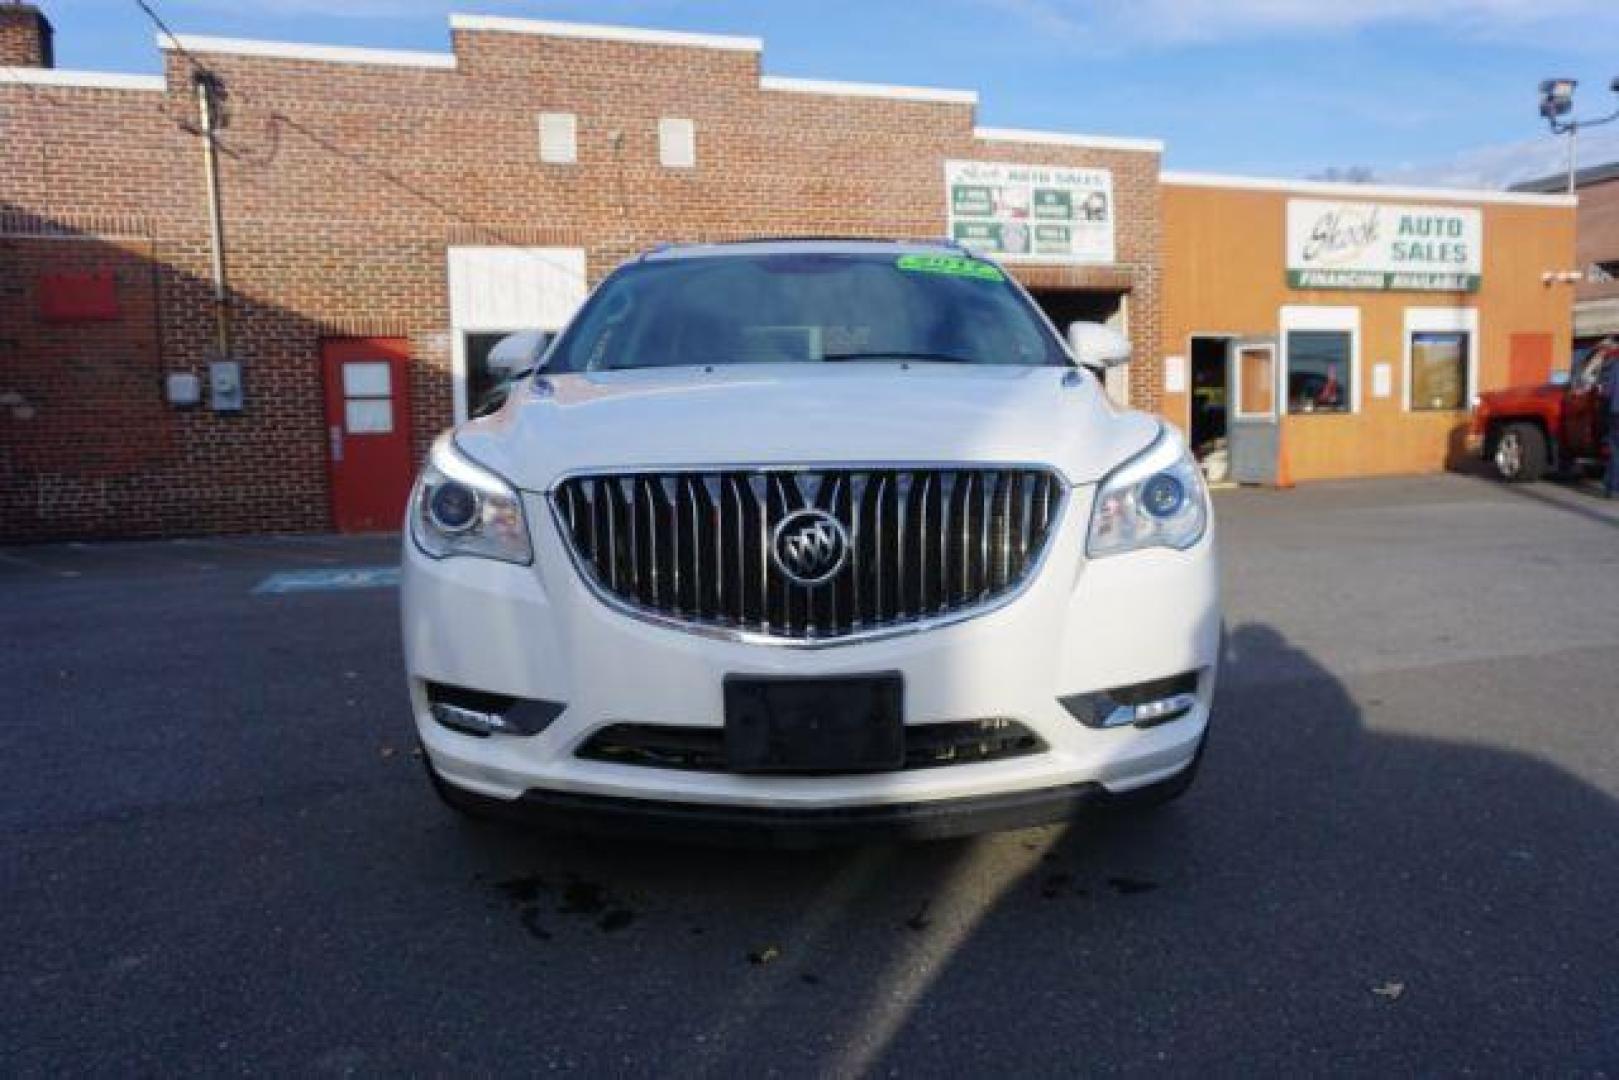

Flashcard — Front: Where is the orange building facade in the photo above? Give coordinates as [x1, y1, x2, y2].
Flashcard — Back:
[1158, 174, 1577, 484]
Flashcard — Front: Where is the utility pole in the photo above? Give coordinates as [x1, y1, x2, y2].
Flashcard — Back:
[195, 70, 230, 357]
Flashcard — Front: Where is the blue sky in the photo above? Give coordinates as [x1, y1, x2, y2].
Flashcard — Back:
[35, 0, 1619, 187]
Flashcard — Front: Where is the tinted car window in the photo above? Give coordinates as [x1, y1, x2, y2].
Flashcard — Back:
[547, 253, 1067, 372]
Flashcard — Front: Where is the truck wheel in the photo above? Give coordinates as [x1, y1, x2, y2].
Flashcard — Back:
[1492, 423, 1548, 483]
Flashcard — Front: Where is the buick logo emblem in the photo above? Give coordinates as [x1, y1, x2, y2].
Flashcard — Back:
[771, 509, 850, 587]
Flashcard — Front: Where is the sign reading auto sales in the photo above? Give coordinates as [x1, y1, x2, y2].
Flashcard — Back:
[946, 160, 1115, 264]
[1286, 199, 1482, 291]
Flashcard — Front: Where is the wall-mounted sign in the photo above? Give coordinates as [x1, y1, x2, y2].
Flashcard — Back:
[1163, 354, 1187, 394]
[1286, 199, 1482, 292]
[945, 160, 1115, 264]
[1372, 362, 1393, 399]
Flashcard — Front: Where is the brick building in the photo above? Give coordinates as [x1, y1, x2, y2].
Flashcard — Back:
[1516, 161, 1619, 357]
[0, 4, 1577, 539]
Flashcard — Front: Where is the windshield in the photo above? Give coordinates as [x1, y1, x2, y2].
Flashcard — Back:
[546, 251, 1069, 373]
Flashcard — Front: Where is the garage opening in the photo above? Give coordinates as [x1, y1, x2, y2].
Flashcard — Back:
[1027, 288, 1128, 403]
[1189, 335, 1230, 481]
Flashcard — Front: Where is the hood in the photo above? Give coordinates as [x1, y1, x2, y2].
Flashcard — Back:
[454, 363, 1161, 491]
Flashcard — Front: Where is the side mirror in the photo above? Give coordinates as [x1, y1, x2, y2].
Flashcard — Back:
[1066, 322, 1131, 369]
[488, 330, 553, 374]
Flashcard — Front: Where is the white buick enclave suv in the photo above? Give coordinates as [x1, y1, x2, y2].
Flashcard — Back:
[401, 239, 1220, 844]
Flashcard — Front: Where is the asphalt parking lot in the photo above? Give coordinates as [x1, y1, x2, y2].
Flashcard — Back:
[3, 474, 1617, 1075]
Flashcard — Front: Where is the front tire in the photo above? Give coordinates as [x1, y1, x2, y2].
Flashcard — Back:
[1491, 422, 1548, 483]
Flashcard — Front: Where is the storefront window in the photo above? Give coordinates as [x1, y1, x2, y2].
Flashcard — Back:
[1285, 330, 1351, 414]
[1409, 331, 1468, 411]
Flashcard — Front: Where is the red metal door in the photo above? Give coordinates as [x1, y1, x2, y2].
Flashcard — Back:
[321, 338, 413, 533]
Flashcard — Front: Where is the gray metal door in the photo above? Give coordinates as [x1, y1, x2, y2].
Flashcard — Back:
[1228, 337, 1280, 485]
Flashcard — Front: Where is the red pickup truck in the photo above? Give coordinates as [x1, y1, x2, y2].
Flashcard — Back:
[1472, 341, 1615, 482]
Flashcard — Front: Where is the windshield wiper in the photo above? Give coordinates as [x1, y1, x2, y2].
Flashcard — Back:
[821, 351, 979, 364]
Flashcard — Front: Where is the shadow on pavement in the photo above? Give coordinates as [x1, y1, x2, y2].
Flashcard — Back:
[1479, 474, 1619, 531]
[3, 555, 1616, 1072]
[358, 622, 1619, 1073]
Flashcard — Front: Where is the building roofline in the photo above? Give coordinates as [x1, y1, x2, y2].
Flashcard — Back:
[974, 126, 1163, 154]
[448, 13, 762, 52]
[157, 33, 457, 69]
[1511, 160, 1619, 193]
[0, 66, 165, 91]
[760, 75, 976, 106]
[1161, 170, 1578, 208]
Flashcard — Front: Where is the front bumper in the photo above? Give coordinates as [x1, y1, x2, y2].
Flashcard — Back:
[402, 485, 1221, 827]
[434, 767, 1109, 847]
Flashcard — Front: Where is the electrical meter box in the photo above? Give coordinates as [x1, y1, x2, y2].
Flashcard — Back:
[165, 372, 202, 407]
[209, 359, 244, 412]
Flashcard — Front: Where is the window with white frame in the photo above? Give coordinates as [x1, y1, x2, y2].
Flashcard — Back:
[658, 118, 696, 169]
[537, 112, 577, 164]
[1404, 308, 1477, 412]
[1282, 306, 1358, 415]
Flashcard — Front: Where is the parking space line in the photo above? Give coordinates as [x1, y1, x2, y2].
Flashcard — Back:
[252, 567, 401, 594]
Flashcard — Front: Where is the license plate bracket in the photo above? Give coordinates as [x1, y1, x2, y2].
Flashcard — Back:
[724, 673, 904, 774]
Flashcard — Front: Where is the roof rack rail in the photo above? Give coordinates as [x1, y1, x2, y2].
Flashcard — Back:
[643, 235, 964, 252]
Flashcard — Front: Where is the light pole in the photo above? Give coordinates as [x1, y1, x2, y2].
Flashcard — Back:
[1539, 76, 1619, 195]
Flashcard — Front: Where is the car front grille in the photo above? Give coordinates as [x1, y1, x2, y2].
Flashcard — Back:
[577, 718, 1045, 773]
[551, 467, 1065, 641]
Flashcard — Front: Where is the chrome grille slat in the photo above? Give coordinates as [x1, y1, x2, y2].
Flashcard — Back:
[553, 466, 1064, 643]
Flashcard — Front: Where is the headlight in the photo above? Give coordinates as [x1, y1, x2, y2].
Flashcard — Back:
[1086, 426, 1209, 558]
[410, 433, 533, 564]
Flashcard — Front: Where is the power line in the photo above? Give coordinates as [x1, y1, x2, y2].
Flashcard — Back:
[133, 0, 212, 81]
[122, 0, 587, 276]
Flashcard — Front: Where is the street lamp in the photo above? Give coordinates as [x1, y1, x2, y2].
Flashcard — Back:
[1539, 76, 1619, 195]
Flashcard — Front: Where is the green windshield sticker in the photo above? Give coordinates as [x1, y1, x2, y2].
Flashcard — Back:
[896, 254, 1005, 282]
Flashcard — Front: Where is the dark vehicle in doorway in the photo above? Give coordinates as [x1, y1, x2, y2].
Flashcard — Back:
[1471, 341, 1615, 482]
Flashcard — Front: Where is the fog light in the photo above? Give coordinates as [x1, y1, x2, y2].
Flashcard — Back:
[1127, 692, 1199, 726]
[1059, 671, 1200, 729]
[425, 682, 566, 737]
[430, 702, 512, 736]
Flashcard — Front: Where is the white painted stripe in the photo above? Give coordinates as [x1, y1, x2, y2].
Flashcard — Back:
[158, 33, 457, 70]
[449, 14, 761, 52]
[253, 567, 401, 594]
[1161, 170, 1577, 208]
[974, 126, 1163, 154]
[0, 67, 166, 91]
[760, 75, 977, 106]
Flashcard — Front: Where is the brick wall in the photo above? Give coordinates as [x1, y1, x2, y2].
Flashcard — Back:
[0, 18, 1161, 541]
[1575, 176, 1618, 306]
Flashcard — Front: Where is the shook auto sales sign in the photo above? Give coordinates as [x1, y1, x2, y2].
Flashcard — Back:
[1286, 199, 1482, 292]
[946, 160, 1115, 264]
